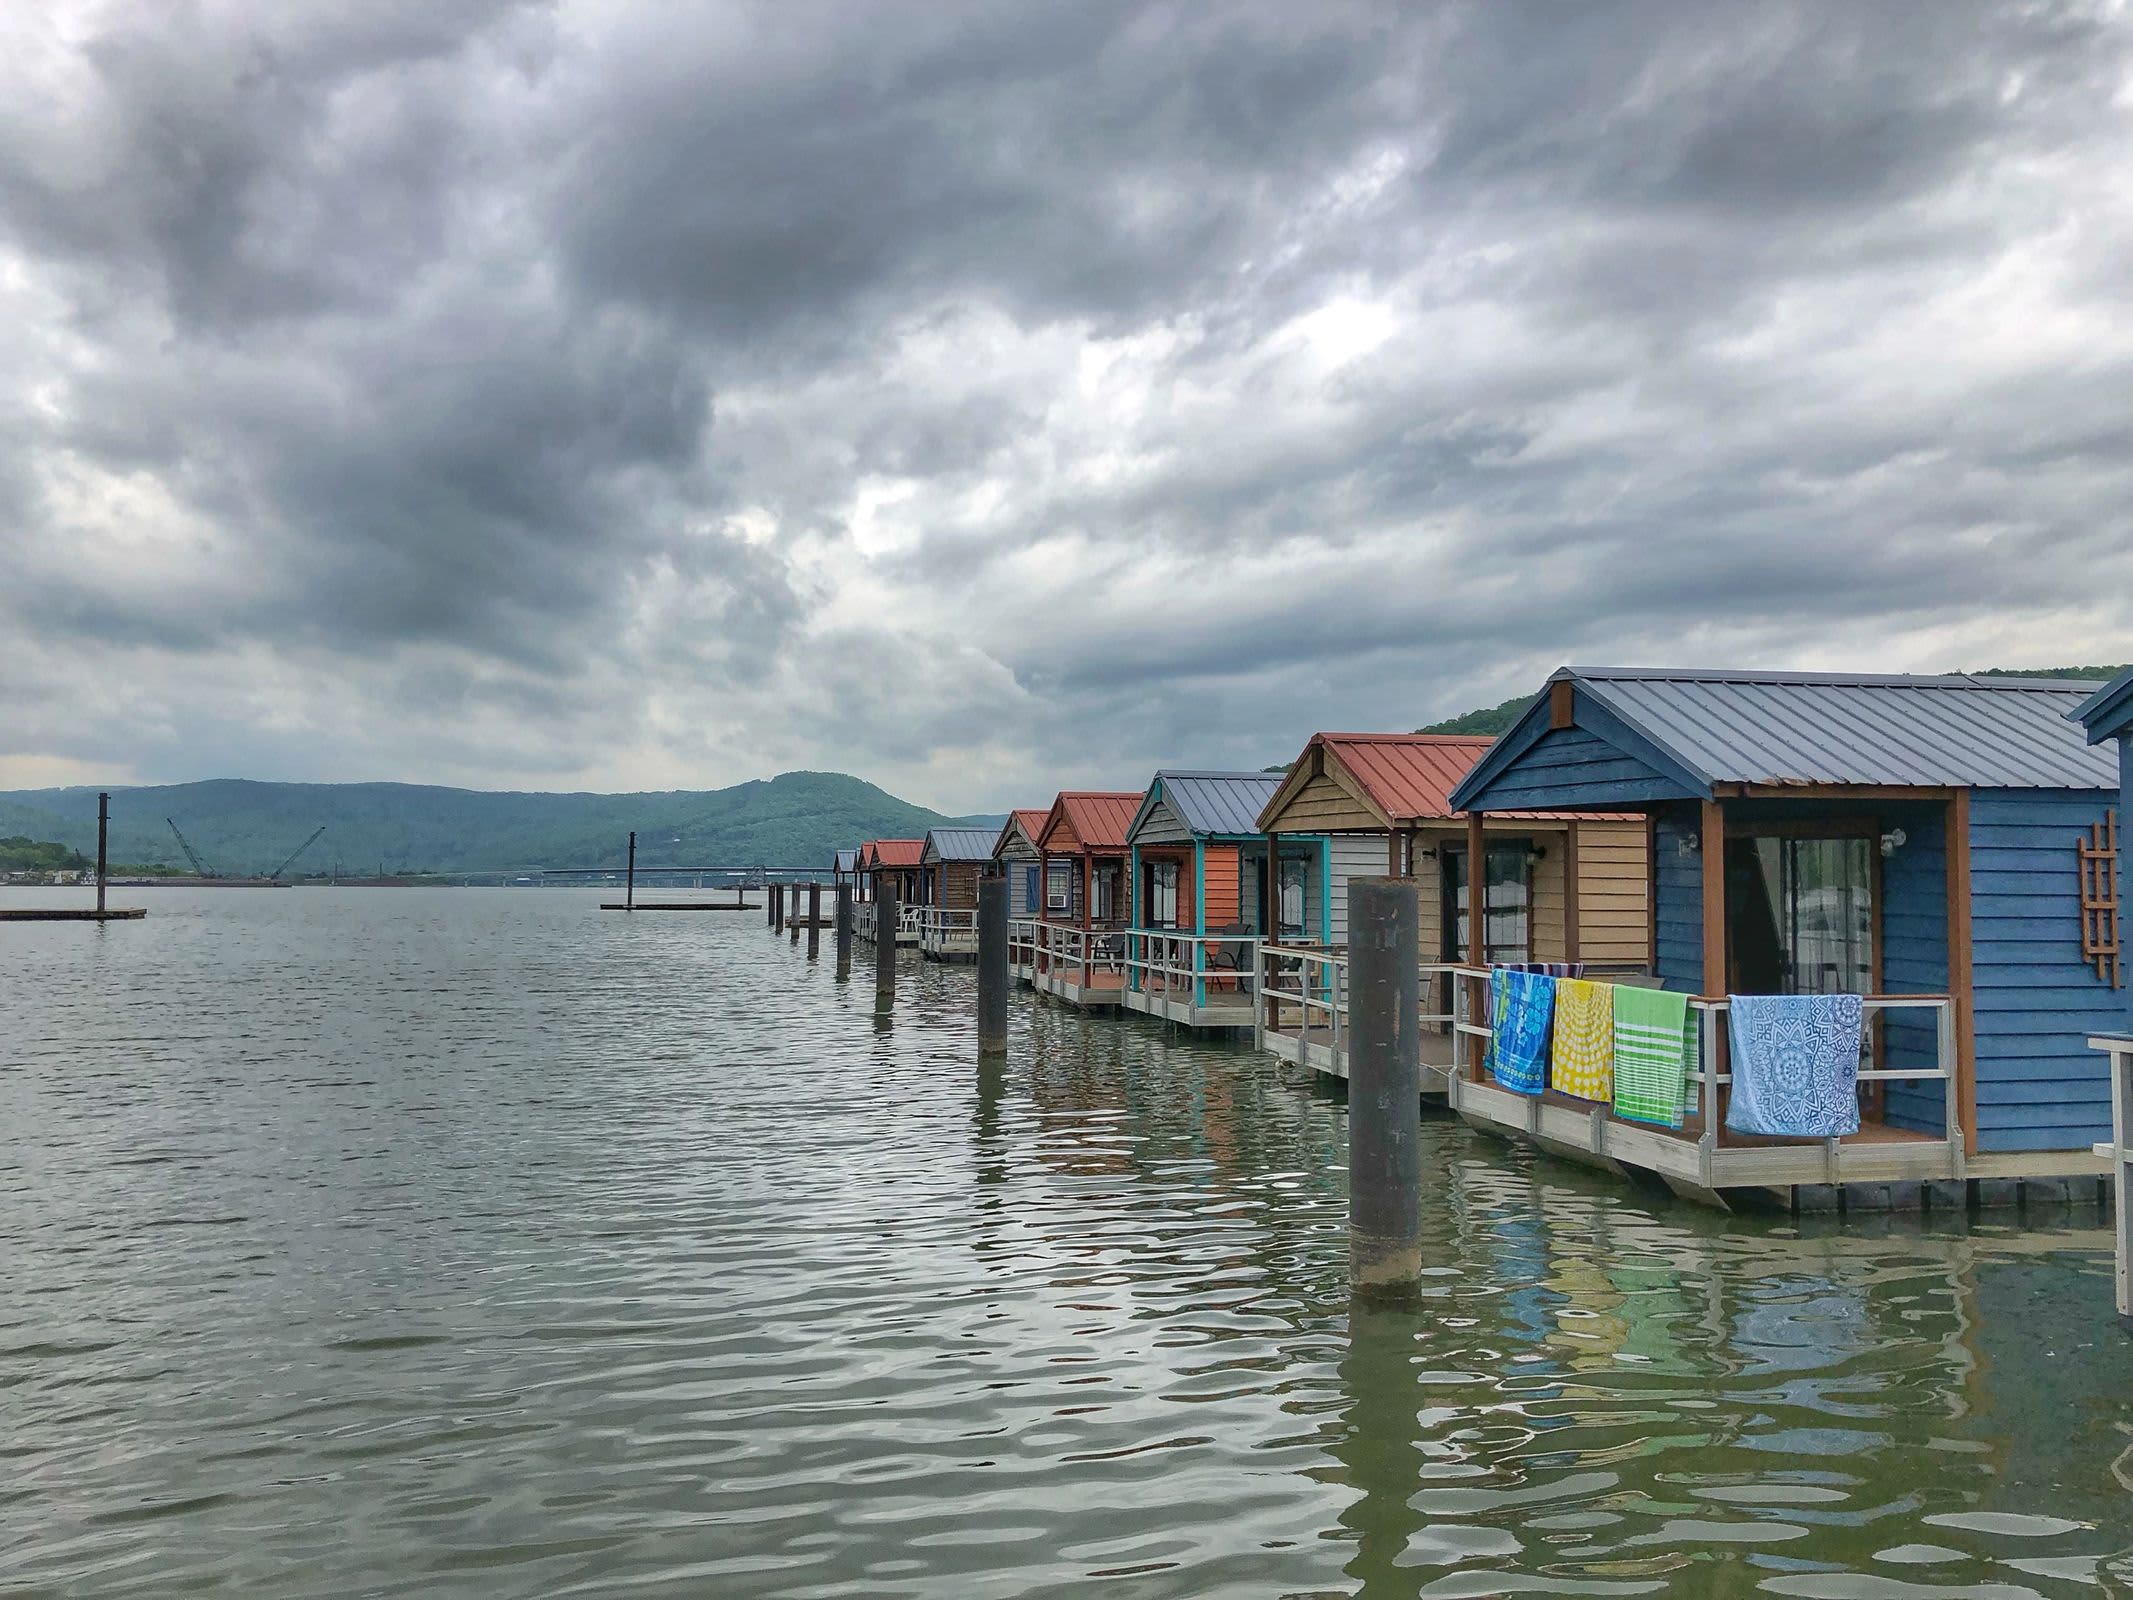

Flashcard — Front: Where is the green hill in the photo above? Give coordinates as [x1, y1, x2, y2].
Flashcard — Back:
[0, 773, 1004, 878]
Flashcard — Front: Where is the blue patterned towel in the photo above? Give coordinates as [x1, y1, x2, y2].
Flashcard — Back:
[1488, 968, 1557, 1096]
[1725, 993, 1864, 1138]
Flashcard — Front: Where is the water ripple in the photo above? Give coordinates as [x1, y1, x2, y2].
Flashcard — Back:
[3, 887, 2132, 1597]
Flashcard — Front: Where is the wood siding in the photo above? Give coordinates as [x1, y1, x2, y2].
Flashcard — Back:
[1204, 845, 1241, 928]
[1268, 770, 1379, 832]
[1325, 834, 1381, 947]
[1575, 819, 1651, 966]
[935, 861, 983, 910]
[1881, 804, 1951, 1136]
[1652, 805, 1704, 993]
[1968, 788, 2121, 1152]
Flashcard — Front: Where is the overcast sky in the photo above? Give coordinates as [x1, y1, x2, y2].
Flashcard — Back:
[2, 2, 2129, 811]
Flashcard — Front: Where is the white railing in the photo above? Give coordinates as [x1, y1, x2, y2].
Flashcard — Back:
[1124, 930, 1258, 1009]
[916, 906, 978, 954]
[1033, 920, 1128, 991]
[2095, 1034, 2133, 1320]
[854, 902, 877, 941]
[1258, 945, 1464, 1064]
[1008, 916, 1039, 971]
[1451, 975, 1962, 1177]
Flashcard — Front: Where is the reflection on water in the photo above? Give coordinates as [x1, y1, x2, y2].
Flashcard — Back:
[3, 887, 2132, 1597]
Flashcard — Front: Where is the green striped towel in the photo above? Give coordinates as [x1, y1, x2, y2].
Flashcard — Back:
[1612, 985, 1696, 1128]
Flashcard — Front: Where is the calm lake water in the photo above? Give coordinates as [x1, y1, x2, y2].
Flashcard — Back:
[4, 886, 2133, 1597]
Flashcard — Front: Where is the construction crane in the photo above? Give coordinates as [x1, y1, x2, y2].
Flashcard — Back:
[165, 818, 219, 879]
[270, 826, 328, 882]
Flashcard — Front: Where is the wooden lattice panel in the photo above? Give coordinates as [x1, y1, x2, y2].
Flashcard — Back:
[2080, 808, 2122, 987]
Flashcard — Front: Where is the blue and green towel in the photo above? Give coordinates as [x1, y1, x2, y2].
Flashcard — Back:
[1611, 985, 1697, 1128]
[1488, 968, 1556, 1096]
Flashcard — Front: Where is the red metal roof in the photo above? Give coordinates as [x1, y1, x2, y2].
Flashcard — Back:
[1305, 733, 1611, 823]
[1010, 808, 1049, 836]
[1039, 791, 1140, 853]
[868, 838, 925, 868]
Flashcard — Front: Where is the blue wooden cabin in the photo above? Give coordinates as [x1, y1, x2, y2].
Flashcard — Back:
[1448, 667, 2122, 1195]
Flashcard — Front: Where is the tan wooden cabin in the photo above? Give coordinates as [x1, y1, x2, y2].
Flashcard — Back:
[1255, 732, 1650, 971]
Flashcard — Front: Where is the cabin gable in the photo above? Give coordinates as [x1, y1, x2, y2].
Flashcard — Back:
[1129, 788, 1193, 846]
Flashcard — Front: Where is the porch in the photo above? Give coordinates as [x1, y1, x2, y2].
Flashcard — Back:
[1253, 944, 1462, 1089]
[1443, 967, 1968, 1201]
[915, 906, 978, 962]
[1030, 919, 1128, 1010]
[1120, 931, 1259, 1029]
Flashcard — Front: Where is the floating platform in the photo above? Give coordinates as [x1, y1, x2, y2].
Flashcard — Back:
[601, 900, 760, 912]
[0, 907, 148, 922]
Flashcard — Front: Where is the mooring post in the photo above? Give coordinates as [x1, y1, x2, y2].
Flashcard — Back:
[791, 882, 802, 943]
[835, 882, 853, 975]
[978, 872, 1009, 1054]
[96, 791, 110, 917]
[626, 831, 636, 912]
[1348, 877, 1422, 1300]
[875, 882, 898, 1014]
[807, 881, 822, 958]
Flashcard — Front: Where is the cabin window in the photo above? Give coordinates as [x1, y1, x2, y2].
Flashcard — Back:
[1725, 834, 1873, 996]
[1280, 855, 1306, 936]
[1443, 843, 1531, 964]
[1144, 860, 1180, 928]
[1093, 863, 1121, 922]
[1045, 861, 1072, 913]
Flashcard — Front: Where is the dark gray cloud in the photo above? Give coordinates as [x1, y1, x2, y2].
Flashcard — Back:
[0, 0, 2127, 808]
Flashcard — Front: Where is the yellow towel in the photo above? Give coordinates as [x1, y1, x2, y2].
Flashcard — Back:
[1550, 978, 1616, 1102]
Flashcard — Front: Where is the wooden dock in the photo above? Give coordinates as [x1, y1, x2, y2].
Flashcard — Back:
[601, 900, 760, 912]
[0, 907, 147, 921]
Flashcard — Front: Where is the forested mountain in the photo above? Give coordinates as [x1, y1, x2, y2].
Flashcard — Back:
[0, 773, 1003, 878]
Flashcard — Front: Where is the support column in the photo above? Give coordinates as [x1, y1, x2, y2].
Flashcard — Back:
[626, 831, 636, 912]
[875, 882, 898, 1014]
[96, 792, 109, 917]
[978, 874, 1009, 1054]
[835, 881, 853, 975]
[1349, 877, 1422, 1299]
[807, 881, 822, 958]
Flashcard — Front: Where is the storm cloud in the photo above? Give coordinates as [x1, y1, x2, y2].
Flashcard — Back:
[2, 0, 2128, 808]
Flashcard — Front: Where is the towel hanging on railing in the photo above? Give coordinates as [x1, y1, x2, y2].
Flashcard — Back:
[1488, 968, 1556, 1096]
[1724, 992, 1864, 1139]
[1611, 986, 1696, 1128]
[1549, 979, 1616, 1102]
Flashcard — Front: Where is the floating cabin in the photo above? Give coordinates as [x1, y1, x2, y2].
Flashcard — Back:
[1446, 667, 2125, 1204]
[1031, 792, 1141, 1009]
[992, 809, 1050, 981]
[1121, 771, 1287, 1030]
[1254, 732, 1650, 1082]
[856, 839, 925, 944]
[992, 809, 1051, 919]
[916, 827, 996, 961]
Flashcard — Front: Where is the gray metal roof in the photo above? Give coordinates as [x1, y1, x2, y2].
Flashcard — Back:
[924, 827, 999, 862]
[1575, 667, 2117, 790]
[1143, 771, 1284, 836]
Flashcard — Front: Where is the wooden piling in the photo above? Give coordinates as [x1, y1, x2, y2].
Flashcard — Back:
[1348, 877, 1423, 1300]
[807, 881, 822, 958]
[977, 873, 1008, 1054]
[626, 831, 636, 912]
[835, 882, 853, 975]
[875, 882, 897, 1014]
[96, 792, 109, 917]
